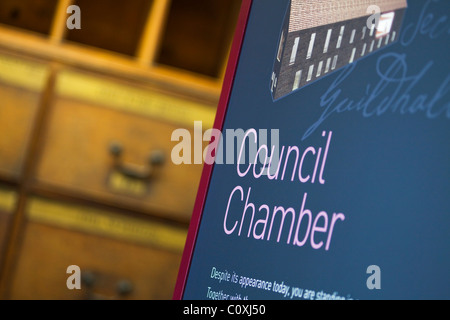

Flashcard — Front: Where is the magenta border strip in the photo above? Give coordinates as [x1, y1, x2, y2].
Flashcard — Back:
[172, 0, 253, 300]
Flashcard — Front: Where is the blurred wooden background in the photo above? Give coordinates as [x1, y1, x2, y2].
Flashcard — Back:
[0, 0, 241, 299]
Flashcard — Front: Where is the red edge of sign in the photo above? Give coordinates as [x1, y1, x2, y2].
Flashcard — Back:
[172, 0, 253, 300]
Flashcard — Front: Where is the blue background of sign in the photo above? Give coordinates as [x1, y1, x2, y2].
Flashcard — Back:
[183, 0, 450, 299]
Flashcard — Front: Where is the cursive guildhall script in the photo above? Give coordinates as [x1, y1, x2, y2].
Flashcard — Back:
[303, 0, 450, 141]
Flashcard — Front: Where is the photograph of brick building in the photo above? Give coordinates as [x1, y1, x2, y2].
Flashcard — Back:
[271, 0, 408, 101]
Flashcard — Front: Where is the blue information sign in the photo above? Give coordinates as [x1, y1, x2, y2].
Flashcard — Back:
[175, 0, 450, 300]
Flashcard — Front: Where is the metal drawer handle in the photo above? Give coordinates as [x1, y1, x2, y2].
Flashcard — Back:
[109, 142, 165, 180]
[81, 271, 134, 300]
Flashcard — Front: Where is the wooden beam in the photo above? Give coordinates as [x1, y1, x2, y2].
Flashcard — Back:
[136, 0, 172, 66]
[0, 26, 221, 104]
[50, 0, 74, 44]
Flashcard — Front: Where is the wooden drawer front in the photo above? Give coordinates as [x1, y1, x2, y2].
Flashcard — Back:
[0, 186, 18, 266]
[35, 70, 214, 221]
[9, 197, 186, 300]
[0, 53, 49, 179]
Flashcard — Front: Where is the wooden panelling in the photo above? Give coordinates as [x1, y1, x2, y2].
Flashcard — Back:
[0, 0, 241, 299]
[0, 0, 58, 35]
[0, 53, 49, 180]
[9, 198, 184, 299]
[0, 87, 39, 179]
[0, 212, 12, 270]
[156, 0, 241, 77]
[33, 70, 208, 222]
[0, 187, 17, 268]
[65, 0, 153, 56]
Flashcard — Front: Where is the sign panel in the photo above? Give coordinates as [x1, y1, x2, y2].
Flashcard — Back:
[175, 0, 450, 300]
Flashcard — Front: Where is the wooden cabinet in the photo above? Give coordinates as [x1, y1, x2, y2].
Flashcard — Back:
[9, 197, 185, 300]
[0, 0, 241, 299]
[34, 69, 209, 222]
